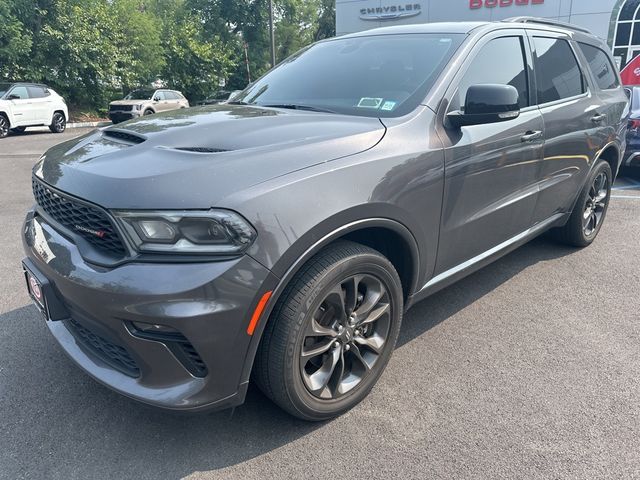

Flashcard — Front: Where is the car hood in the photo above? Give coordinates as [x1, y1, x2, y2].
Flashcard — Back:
[35, 104, 386, 209]
[110, 100, 148, 106]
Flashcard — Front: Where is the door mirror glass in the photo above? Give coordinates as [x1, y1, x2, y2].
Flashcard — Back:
[447, 84, 520, 128]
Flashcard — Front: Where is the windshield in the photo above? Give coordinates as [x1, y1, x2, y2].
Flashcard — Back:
[125, 89, 155, 100]
[234, 33, 464, 118]
[0, 83, 12, 98]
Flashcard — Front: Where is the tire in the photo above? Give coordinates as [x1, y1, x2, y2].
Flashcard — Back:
[555, 159, 612, 247]
[254, 241, 404, 421]
[10, 126, 26, 134]
[0, 115, 8, 138]
[49, 112, 66, 133]
[143, 109, 154, 116]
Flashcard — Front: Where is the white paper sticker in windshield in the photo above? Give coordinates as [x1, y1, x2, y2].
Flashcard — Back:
[380, 101, 397, 111]
[357, 97, 383, 109]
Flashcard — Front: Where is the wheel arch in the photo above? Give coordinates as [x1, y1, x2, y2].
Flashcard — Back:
[596, 142, 621, 179]
[239, 217, 421, 386]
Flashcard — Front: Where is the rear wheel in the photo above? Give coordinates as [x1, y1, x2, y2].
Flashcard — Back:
[49, 112, 66, 133]
[254, 241, 403, 421]
[11, 126, 26, 134]
[0, 115, 8, 138]
[555, 159, 612, 247]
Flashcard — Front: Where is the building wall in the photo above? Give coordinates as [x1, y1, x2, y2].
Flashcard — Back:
[336, 0, 618, 44]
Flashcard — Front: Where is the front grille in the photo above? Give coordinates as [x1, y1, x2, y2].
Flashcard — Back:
[110, 104, 133, 112]
[32, 178, 127, 257]
[103, 130, 145, 144]
[65, 317, 140, 377]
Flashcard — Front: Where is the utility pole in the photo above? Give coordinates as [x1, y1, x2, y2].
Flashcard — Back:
[269, 0, 276, 68]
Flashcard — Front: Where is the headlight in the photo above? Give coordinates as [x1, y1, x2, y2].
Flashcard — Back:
[114, 210, 257, 254]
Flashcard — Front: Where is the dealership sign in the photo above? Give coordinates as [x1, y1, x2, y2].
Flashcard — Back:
[470, 0, 544, 8]
[360, 4, 422, 21]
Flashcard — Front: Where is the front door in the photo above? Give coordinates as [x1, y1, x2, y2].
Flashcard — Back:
[434, 30, 544, 274]
[7, 85, 33, 126]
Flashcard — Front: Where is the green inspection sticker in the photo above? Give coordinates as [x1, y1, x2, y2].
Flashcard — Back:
[380, 101, 397, 111]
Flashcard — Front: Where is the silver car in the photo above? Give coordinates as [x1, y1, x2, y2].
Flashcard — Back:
[108, 89, 189, 124]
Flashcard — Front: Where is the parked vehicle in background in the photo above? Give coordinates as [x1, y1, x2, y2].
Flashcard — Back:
[22, 18, 627, 421]
[108, 89, 189, 124]
[0, 83, 68, 138]
[623, 86, 640, 170]
[198, 89, 242, 106]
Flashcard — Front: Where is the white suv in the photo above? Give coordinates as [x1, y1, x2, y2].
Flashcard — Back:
[0, 83, 69, 138]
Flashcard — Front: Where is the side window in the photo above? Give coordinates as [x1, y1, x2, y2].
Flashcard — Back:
[167, 92, 179, 100]
[453, 36, 529, 111]
[533, 37, 585, 104]
[8, 86, 29, 99]
[27, 86, 48, 98]
[578, 42, 619, 91]
[154, 91, 166, 101]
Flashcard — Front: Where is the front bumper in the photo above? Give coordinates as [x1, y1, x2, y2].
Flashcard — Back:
[108, 111, 141, 123]
[22, 210, 277, 411]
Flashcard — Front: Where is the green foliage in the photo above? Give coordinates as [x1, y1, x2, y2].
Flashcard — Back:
[0, 0, 336, 110]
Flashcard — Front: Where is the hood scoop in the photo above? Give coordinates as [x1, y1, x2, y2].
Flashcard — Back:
[103, 130, 146, 144]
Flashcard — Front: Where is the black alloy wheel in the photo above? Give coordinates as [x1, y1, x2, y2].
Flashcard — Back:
[254, 241, 403, 421]
[49, 112, 66, 133]
[0, 115, 8, 138]
[300, 274, 391, 400]
[582, 171, 609, 237]
[555, 159, 612, 247]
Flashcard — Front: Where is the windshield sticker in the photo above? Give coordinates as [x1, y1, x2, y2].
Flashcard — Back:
[380, 101, 397, 111]
[357, 97, 383, 109]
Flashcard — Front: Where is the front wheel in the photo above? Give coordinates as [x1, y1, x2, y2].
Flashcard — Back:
[49, 112, 66, 133]
[143, 109, 154, 116]
[0, 115, 9, 138]
[555, 159, 612, 247]
[253, 241, 403, 421]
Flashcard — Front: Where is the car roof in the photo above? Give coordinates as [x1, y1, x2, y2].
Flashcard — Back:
[341, 17, 602, 42]
[5, 82, 50, 88]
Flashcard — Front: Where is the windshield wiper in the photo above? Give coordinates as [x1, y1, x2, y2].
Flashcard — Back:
[227, 100, 250, 105]
[261, 104, 337, 114]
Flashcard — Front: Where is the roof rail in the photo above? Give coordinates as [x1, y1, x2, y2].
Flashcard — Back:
[503, 16, 592, 35]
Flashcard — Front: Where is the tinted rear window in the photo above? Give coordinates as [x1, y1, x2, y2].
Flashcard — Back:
[578, 43, 619, 90]
[533, 37, 585, 104]
[27, 86, 49, 98]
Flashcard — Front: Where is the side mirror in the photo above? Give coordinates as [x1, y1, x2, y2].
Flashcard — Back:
[447, 84, 520, 128]
[8, 94, 20, 100]
[153, 97, 160, 102]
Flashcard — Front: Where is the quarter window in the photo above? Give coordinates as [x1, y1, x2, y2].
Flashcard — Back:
[578, 43, 620, 90]
[453, 36, 529, 111]
[533, 37, 585, 104]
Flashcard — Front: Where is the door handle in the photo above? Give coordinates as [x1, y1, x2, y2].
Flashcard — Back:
[521, 130, 543, 142]
[591, 113, 606, 123]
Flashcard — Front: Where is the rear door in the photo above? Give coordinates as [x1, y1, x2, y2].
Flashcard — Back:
[527, 32, 606, 223]
[434, 29, 545, 273]
[6, 85, 33, 125]
[165, 91, 182, 110]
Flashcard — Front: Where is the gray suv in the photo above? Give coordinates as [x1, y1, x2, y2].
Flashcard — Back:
[21, 18, 627, 420]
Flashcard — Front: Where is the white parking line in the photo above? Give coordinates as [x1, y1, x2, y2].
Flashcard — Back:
[611, 195, 640, 199]
[612, 184, 640, 191]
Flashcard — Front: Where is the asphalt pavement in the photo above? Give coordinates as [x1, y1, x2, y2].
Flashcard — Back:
[0, 128, 639, 479]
